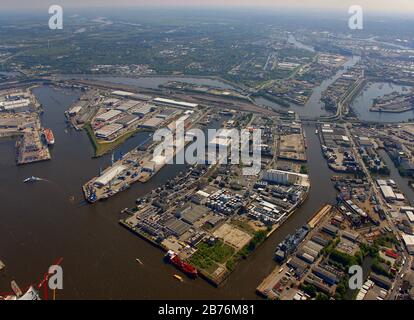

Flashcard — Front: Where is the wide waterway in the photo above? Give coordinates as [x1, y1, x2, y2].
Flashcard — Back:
[350, 82, 414, 123]
[0, 85, 337, 299]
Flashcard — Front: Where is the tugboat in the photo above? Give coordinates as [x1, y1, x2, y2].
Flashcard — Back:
[23, 176, 42, 183]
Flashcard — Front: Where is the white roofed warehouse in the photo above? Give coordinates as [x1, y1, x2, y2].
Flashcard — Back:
[380, 185, 396, 201]
[95, 123, 124, 139]
[94, 165, 127, 187]
[96, 109, 122, 122]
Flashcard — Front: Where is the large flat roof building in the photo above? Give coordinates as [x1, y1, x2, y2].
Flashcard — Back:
[153, 97, 198, 108]
[94, 164, 127, 187]
[140, 117, 164, 129]
[95, 123, 123, 139]
[380, 185, 396, 201]
[96, 109, 122, 122]
[115, 114, 140, 127]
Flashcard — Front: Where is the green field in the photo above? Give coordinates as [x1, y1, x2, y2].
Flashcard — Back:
[189, 240, 235, 274]
[85, 123, 151, 157]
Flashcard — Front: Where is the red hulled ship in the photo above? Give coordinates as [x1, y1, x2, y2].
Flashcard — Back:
[166, 250, 198, 278]
[43, 128, 55, 145]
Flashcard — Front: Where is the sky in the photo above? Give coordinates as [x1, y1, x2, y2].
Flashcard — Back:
[0, 0, 413, 15]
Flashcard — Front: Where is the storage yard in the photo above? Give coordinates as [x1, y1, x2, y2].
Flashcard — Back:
[0, 88, 52, 165]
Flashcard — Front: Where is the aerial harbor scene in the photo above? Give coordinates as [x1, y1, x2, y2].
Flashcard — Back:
[1, 0, 414, 306]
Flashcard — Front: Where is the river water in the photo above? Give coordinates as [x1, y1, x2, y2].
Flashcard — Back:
[0, 85, 338, 299]
[63, 54, 361, 121]
[350, 82, 414, 123]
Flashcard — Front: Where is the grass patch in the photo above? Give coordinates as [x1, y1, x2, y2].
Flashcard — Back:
[85, 123, 151, 157]
[237, 230, 268, 259]
[189, 240, 235, 273]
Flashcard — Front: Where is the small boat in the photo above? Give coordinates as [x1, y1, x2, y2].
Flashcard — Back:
[173, 274, 183, 282]
[135, 258, 143, 265]
[315, 129, 319, 134]
[23, 176, 41, 183]
[11, 280, 22, 297]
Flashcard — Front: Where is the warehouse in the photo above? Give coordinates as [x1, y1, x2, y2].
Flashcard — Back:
[112, 91, 152, 101]
[131, 104, 154, 116]
[287, 257, 308, 277]
[208, 129, 237, 149]
[140, 117, 164, 129]
[155, 108, 178, 120]
[115, 114, 140, 127]
[94, 164, 127, 187]
[406, 211, 414, 223]
[304, 240, 324, 253]
[167, 115, 191, 132]
[304, 275, 335, 295]
[176, 205, 208, 225]
[341, 230, 359, 242]
[0, 118, 22, 128]
[402, 234, 414, 254]
[103, 98, 119, 106]
[96, 109, 122, 122]
[380, 185, 396, 201]
[95, 123, 123, 139]
[0, 99, 31, 111]
[164, 217, 191, 237]
[322, 224, 339, 237]
[111, 90, 135, 97]
[370, 273, 392, 290]
[311, 235, 329, 247]
[68, 105, 82, 116]
[141, 160, 155, 173]
[115, 100, 138, 111]
[312, 266, 339, 285]
[153, 97, 198, 108]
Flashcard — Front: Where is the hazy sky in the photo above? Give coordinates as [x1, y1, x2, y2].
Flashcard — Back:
[1, 0, 413, 14]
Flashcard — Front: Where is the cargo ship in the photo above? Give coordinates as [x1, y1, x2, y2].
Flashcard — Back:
[43, 128, 55, 145]
[166, 250, 198, 278]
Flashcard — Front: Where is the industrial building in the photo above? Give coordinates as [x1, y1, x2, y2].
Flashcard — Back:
[96, 109, 122, 122]
[370, 273, 393, 290]
[164, 217, 191, 237]
[312, 266, 339, 285]
[95, 123, 123, 139]
[115, 114, 140, 127]
[131, 104, 154, 116]
[94, 164, 127, 187]
[208, 129, 237, 149]
[262, 169, 309, 187]
[115, 100, 139, 111]
[140, 117, 164, 129]
[380, 185, 396, 201]
[0, 118, 22, 128]
[0, 98, 31, 111]
[68, 105, 83, 116]
[153, 97, 198, 108]
[402, 234, 414, 254]
[111, 91, 152, 101]
[155, 108, 178, 120]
